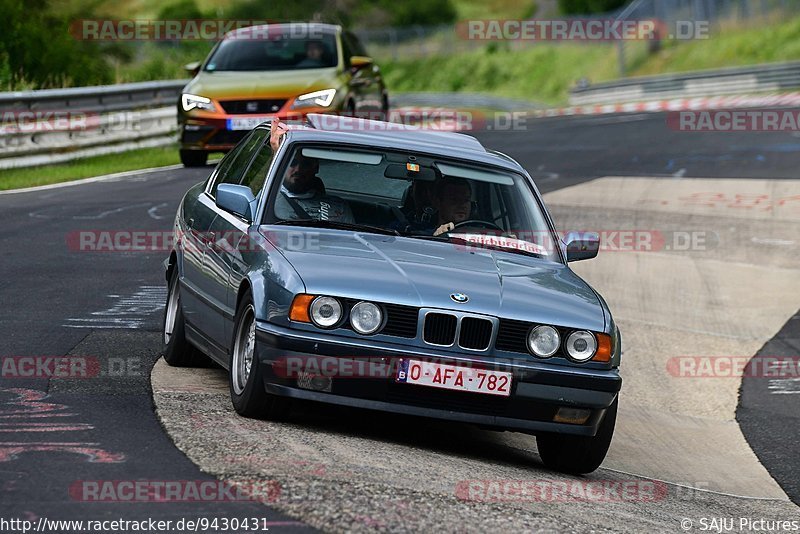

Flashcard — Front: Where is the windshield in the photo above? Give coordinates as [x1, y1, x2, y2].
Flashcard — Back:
[264, 144, 560, 262]
[205, 33, 339, 72]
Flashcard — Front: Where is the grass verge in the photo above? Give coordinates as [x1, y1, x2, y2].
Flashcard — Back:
[630, 14, 800, 76]
[383, 14, 800, 105]
[383, 43, 620, 105]
[0, 144, 183, 191]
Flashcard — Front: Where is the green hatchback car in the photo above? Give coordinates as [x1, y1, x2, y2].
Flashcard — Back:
[178, 22, 388, 167]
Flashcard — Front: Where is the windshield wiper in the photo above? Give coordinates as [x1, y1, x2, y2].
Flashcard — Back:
[273, 219, 400, 236]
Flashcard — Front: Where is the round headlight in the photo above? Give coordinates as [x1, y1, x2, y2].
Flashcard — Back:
[309, 296, 342, 328]
[527, 325, 560, 358]
[350, 301, 383, 335]
[566, 330, 597, 362]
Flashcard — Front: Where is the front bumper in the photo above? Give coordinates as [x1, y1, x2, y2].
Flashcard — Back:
[255, 321, 621, 436]
[179, 107, 337, 152]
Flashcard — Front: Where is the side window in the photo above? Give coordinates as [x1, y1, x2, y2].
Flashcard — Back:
[207, 134, 249, 196]
[241, 139, 274, 195]
[340, 33, 353, 67]
[348, 32, 368, 57]
[220, 128, 270, 189]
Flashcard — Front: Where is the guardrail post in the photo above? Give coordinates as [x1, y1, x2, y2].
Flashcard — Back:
[739, 0, 749, 19]
[390, 28, 398, 61]
[415, 26, 425, 57]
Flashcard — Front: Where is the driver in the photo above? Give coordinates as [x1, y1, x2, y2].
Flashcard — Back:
[432, 177, 472, 236]
[296, 40, 326, 68]
[274, 152, 355, 223]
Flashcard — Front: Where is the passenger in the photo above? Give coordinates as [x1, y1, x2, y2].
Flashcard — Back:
[274, 152, 355, 223]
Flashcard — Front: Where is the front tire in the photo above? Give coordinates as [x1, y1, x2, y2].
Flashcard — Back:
[536, 399, 618, 475]
[180, 149, 207, 167]
[229, 292, 290, 419]
[162, 270, 202, 367]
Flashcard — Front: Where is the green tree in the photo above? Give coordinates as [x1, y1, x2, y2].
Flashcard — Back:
[0, 0, 112, 89]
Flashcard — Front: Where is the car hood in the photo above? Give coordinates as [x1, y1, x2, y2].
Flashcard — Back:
[183, 68, 341, 100]
[263, 228, 606, 331]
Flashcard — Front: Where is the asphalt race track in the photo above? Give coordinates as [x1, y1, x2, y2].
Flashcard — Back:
[1, 111, 798, 532]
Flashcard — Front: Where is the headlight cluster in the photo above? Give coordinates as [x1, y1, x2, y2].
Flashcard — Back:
[292, 88, 337, 109]
[309, 296, 342, 328]
[291, 295, 383, 335]
[565, 330, 597, 362]
[181, 93, 217, 112]
[527, 325, 604, 363]
[349, 301, 383, 334]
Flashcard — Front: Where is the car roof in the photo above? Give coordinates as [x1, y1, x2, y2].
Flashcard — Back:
[274, 114, 525, 173]
[225, 22, 341, 40]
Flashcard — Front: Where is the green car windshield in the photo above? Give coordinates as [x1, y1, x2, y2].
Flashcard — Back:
[205, 34, 338, 72]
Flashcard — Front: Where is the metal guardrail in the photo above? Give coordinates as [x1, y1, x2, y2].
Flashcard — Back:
[0, 80, 185, 169]
[0, 80, 185, 111]
[569, 62, 800, 105]
[2, 60, 800, 169]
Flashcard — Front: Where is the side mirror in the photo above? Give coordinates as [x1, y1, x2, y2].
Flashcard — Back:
[564, 231, 600, 262]
[349, 56, 373, 69]
[184, 61, 201, 76]
[216, 184, 256, 221]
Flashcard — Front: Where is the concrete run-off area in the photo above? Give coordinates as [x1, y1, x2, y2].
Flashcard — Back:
[152, 175, 800, 531]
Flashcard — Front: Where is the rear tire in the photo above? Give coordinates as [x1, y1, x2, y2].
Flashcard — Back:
[180, 150, 207, 167]
[229, 292, 291, 420]
[162, 270, 203, 367]
[536, 399, 618, 475]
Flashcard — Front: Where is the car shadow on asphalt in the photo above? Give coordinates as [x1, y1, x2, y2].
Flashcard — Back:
[173, 359, 571, 478]
[279, 397, 552, 472]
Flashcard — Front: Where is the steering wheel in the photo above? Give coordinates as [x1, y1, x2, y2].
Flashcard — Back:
[449, 219, 503, 232]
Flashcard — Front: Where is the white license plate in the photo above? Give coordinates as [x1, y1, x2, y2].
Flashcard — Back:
[226, 117, 274, 131]
[396, 359, 512, 397]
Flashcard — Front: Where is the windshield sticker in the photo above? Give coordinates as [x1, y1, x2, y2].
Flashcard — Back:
[449, 233, 549, 256]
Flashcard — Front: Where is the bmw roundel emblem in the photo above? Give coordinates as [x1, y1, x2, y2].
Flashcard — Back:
[450, 292, 469, 303]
